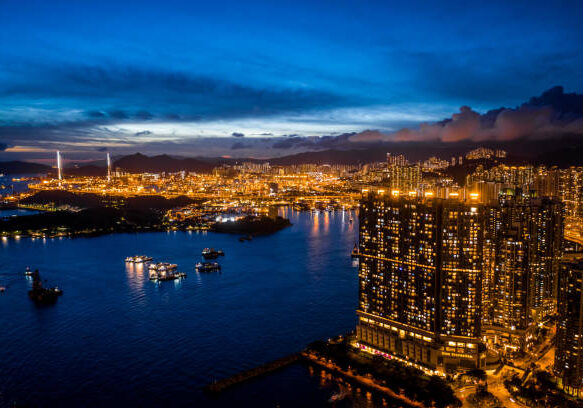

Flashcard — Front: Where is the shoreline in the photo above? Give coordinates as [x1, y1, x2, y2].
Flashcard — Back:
[301, 351, 423, 407]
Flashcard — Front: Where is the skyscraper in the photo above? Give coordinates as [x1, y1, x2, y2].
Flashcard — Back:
[555, 255, 583, 397]
[482, 189, 563, 351]
[386, 164, 421, 192]
[356, 193, 486, 370]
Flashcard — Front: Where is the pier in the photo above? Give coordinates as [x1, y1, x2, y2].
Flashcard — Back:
[204, 353, 301, 393]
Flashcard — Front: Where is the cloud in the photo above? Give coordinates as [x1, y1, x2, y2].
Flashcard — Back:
[231, 142, 252, 150]
[109, 110, 129, 119]
[135, 130, 152, 137]
[135, 111, 153, 120]
[86, 110, 106, 118]
[349, 87, 583, 143]
[0, 62, 346, 125]
[0, 143, 7, 151]
[272, 136, 314, 149]
[231, 132, 245, 137]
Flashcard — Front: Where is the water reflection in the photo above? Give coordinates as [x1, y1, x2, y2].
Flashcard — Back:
[306, 363, 398, 408]
[125, 262, 147, 299]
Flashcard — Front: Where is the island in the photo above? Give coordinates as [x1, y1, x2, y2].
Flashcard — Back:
[1, 190, 291, 239]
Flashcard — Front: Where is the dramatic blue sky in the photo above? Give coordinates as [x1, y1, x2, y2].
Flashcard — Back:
[1, 0, 582, 161]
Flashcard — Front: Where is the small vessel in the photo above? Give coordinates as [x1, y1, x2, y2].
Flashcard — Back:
[351, 244, 359, 259]
[148, 262, 177, 271]
[125, 255, 153, 263]
[149, 268, 186, 281]
[25, 266, 33, 276]
[28, 270, 63, 305]
[202, 248, 225, 259]
[195, 262, 221, 273]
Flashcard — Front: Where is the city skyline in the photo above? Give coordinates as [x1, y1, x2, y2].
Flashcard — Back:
[3, 2, 583, 407]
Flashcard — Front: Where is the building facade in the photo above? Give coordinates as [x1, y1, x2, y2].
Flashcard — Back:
[356, 193, 486, 370]
[482, 189, 563, 351]
[555, 256, 583, 398]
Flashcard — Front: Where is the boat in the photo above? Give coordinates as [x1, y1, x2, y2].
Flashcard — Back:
[148, 265, 186, 282]
[24, 266, 33, 276]
[125, 255, 153, 263]
[202, 248, 225, 259]
[149, 267, 186, 281]
[195, 262, 221, 273]
[27, 270, 63, 305]
[351, 244, 359, 259]
[148, 262, 177, 271]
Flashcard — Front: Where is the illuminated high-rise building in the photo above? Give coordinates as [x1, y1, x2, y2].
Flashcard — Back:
[560, 167, 583, 221]
[386, 164, 421, 192]
[386, 153, 408, 167]
[482, 189, 563, 350]
[555, 255, 583, 398]
[356, 193, 486, 370]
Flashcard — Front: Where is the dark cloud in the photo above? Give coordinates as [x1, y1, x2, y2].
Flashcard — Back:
[86, 110, 106, 118]
[108, 110, 128, 119]
[96, 147, 108, 152]
[135, 130, 152, 137]
[0, 143, 7, 151]
[231, 142, 252, 150]
[1, 62, 346, 124]
[231, 132, 245, 138]
[135, 111, 153, 120]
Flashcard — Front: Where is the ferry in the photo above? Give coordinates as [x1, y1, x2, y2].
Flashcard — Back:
[25, 266, 33, 276]
[149, 268, 186, 281]
[148, 262, 178, 271]
[202, 248, 225, 259]
[195, 262, 221, 273]
[125, 255, 153, 263]
[351, 244, 359, 259]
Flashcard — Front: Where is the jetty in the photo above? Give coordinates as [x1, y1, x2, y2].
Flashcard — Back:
[204, 353, 300, 393]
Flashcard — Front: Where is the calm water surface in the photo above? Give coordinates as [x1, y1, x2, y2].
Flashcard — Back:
[0, 209, 395, 407]
[0, 209, 40, 218]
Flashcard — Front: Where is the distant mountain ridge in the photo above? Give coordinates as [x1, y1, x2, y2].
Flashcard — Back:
[113, 153, 215, 173]
[3, 137, 583, 176]
[0, 161, 52, 175]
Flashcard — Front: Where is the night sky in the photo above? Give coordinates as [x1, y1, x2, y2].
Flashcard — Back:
[1, 0, 582, 160]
